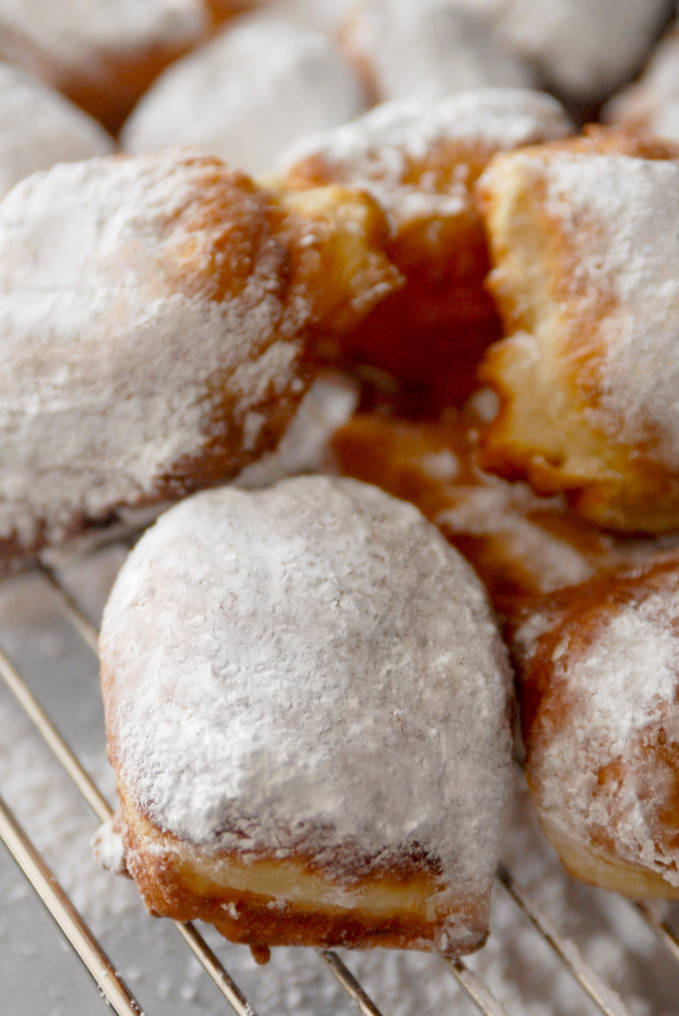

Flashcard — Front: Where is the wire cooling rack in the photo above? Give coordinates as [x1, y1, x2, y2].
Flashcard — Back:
[1, 545, 679, 1016]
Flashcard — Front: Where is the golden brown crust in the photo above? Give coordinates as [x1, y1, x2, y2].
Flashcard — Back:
[115, 789, 487, 955]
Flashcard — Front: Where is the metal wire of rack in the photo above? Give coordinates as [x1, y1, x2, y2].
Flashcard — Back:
[1, 550, 679, 1016]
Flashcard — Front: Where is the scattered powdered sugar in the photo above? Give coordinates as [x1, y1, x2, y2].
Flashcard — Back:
[279, 89, 571, 228]
[341, 0, 535, 104]
[534, 153, 679, 468]
[122, 16, 366, 174]
[0, 61, 114, 201]
[536, 585, 679, 885]
[100, 476, 512, 909]
[0, 0, 208, 68]
[0, 151, 310, 554]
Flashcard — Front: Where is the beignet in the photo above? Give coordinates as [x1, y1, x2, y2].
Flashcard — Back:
[511, 555, 679, 899]
[121, 16, 366, 174]
[99, 476, 513, 956]
[0, 150, 397, 566]
[478, 133, 679, 532]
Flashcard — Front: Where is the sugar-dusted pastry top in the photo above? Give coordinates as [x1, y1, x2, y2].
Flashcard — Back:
[479, 143, 679, 531]
[122, 17, 366, 174]
[511, 555, 679, 896]
[340, 0, 535, 104]
[279, 88, 571, 230]
[605, 24, 679, 142]
[0, 61, 114, 200]
[101, 476, 512, 906]
[0, 151, 399, 562]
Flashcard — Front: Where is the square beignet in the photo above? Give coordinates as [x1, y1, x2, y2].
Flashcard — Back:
[477, 130, 679, 532]
[98, 476, 513, 957]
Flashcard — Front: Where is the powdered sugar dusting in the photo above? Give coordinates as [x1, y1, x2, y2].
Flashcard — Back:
[101, 476, 512, 907]
[122, 16, 366, 174]
[534, 585, 679, 885]
[279, 89, 571, 227]
[536, 153, 679, 468]
[0, 151, 310, 555]
[0, 61, 113, 201]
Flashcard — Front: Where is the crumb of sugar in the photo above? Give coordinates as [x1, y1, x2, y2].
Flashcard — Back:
[279, 89, 571, 228]
[100, 476, 512, 924]
[122, 16, 366, 174]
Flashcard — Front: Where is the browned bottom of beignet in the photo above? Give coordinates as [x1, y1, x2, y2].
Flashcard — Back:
[117, 793, 488, 956]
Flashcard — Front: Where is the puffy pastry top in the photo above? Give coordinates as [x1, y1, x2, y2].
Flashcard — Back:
[100, 475, 512, 898]
[340, 0, 535, 103]
[512, 556, 679, 887]
[122, 17, 366, 174]
[479, 150, 679, 478]
[279, 88, 571, 231]
[0, 151, 398, 557]
[0, 61, 113, 200]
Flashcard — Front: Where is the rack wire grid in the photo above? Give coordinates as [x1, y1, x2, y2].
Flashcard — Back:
[1, 541, 679, 1016]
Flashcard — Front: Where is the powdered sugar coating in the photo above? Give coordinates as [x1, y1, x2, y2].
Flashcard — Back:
[279, 88, 571, 227]
[101, 476, 512, 906]
[0, 61, 113, 200]
[341, 0, 535, 103]
[122, 17, 366, 174]
[524, 152, 679, 470]
[0, 151, 311, 555]
[523, 582, 679, 886]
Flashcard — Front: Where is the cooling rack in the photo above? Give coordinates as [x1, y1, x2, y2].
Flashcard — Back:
[2, 543, 679, 1016]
